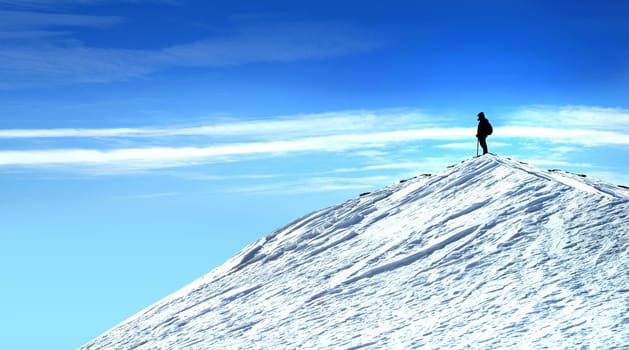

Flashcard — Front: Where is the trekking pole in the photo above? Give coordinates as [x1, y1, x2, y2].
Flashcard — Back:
[476, 140, 479, 157]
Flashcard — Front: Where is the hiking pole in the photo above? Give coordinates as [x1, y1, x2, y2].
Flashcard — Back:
[476, 140, 479, 157]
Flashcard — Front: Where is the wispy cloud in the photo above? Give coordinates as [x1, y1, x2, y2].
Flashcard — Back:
[495, 127, 629, 146]
[332, 162, 421, 174]
[0, 130, 472, 173]
[494, 106, 629, 146]
[172, 172, 283, 181]
[0, 9, 124, 44]
[0, 0, 179, 10]
[0, 46, 157, 88]
[226, 176, 395, 195]
[0, 106, 627, 184]
[159, 20, 384, 66]
[0, 8, 386, 88]
[0, 127, 145, 138]
[435, 142, 511, 150]
[0, 10, 124, 31]
[506, 105, 629, 130]
[114, 191, 180, 200]
[0, 110, 425, 139]
[0, 108, 467, 174]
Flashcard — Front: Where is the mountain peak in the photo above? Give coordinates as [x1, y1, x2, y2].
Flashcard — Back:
[82, 155, 629, 349]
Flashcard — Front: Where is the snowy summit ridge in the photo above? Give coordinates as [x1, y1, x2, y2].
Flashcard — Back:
[83, 155, 629, 349]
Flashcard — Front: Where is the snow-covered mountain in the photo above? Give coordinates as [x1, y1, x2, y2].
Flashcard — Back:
[82, 155, 629, 349]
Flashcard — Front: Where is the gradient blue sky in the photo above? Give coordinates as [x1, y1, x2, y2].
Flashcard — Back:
[1, 1, 628, 348]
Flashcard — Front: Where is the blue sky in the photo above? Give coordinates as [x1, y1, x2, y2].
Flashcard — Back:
[1, 0, 628, 348]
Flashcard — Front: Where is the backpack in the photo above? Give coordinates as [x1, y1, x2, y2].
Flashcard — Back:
[487, 121, 493, 135]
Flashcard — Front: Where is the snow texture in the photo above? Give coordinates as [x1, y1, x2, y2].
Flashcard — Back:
[82, 155, 629, 349]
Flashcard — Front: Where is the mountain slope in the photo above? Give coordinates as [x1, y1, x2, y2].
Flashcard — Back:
[82, 155, 629, 349]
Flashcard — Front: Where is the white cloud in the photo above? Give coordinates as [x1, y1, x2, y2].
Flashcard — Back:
[0, 106, 627, 180]
[0, 10, 124, 31]
[0, 130, 472, 173]
[506, 105, 629, 131]
[433, 142, 473, 150]
[0, 109, 425, 140]
[0, 16, 386, 88]
[0, 127, 144, 138]
[495, 127, 629, 146]
[0, 109, 449, 173]
[159, 21, 384, 66]
[0, 0, 178, 10]
[114, 191, 180, 200]
[332, 162, 421, 173]
[435, 142, 511, 150]
[226, 176, 394, 195]
[588, 171, 629, 187]
[482, 105, 629, 147]
[0, 46, 158, 87]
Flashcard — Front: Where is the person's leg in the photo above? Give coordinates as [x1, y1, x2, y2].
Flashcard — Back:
[479, 136, 488, 154]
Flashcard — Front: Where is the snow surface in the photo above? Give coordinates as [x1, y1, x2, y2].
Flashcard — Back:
[82, 155, 629, 349]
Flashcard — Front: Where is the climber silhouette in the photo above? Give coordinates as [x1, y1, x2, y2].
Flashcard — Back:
[476, 112, 493, 155]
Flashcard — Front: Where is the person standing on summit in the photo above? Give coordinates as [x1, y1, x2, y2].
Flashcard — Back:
[476, 112, 493, 155]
